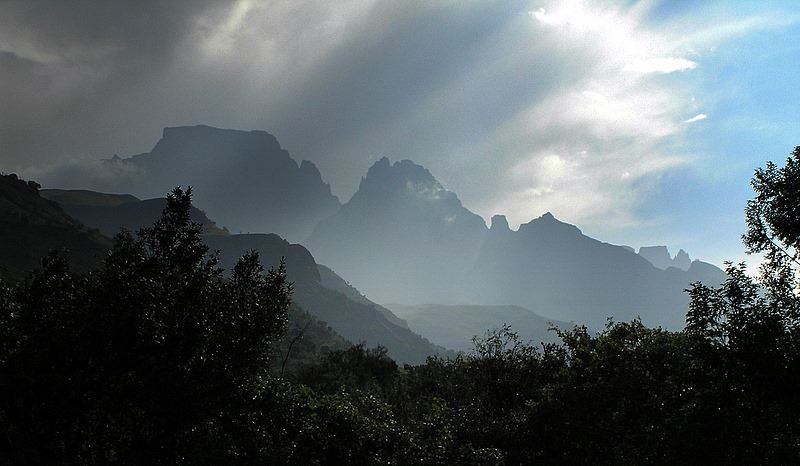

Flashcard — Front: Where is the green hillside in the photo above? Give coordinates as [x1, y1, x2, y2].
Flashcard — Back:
[0, 174, 111, 280]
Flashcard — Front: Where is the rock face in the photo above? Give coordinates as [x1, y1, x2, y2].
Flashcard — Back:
[86, 125, 341, 242]
[638, 246, 692, 271]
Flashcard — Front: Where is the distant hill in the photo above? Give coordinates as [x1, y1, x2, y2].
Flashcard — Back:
[41, 189, 229, 237]
[205, 234, 450, 364]
[306, 158, 728, 329]
[48, 125, 341, 242]
[386, 304, 575, 353]
[0, 174, 111, 280]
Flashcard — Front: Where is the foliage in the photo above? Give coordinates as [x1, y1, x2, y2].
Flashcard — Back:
[0, 188, 291, 463]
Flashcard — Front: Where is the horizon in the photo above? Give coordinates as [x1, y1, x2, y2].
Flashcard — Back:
[2, 0, 799, 270]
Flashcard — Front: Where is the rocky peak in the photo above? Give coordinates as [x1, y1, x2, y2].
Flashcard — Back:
[490, 214, 510, 232]
[674, 249, 692, 270]
[518, 212, 582, 237]
[354, 158, 458, 206]
[638, 246, 692, 271]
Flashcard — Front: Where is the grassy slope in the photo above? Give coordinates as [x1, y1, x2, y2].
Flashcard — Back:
[0, 176, 112, 280]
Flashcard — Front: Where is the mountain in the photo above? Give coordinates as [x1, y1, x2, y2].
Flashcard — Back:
[308, 157, 487, 303]
[204, 234, 449, 364]
[306, 158, 727, 329]
[0, 174, 111, 281]
[386, 304, 574, 353]
[638, 246, 692, 270]
[40, 189, 229, 237]
[57, 125, 341, 242]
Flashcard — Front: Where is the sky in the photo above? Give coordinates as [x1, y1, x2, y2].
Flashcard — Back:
[1, 0, 799, 268]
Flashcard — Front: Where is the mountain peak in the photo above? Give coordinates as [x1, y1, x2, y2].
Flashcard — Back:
[490, 214, 510, 232]
[518, 211, 582, 237]
[357, 158, 451, 202]
[363, 158, 437, 184]
[638, 246, 692, 271]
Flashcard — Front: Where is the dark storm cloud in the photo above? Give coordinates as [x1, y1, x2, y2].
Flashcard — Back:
[0, 0, 220, 170]
[1, 0, 738, 233]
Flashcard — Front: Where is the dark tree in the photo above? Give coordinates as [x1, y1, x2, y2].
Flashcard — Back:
[0, 188, 291, 464]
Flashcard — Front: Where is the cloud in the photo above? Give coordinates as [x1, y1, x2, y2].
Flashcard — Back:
[685, 113, 708, 123]
[623, 57, 697, 74]
[0, 0, 793, 239]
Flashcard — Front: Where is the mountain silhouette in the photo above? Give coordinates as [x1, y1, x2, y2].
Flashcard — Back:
[41, 189, 229, 237]
[306, 158, 728, 329]
[638, 246, 692, 270]
[307, 157, 487, 304]
[466, 213, 727, 328]
[74, 125, 341, 242]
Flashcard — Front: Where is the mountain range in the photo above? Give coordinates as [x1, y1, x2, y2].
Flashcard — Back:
[307, 156, 727, 329]
[7, 124, 730, 350]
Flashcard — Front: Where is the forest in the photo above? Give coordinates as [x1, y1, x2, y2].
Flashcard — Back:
[0, 148, 798, 464]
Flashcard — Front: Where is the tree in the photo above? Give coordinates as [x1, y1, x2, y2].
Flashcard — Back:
[0, 187, 292, 463]
[744, 146, 800, 316]
[684, 147, 800, 463]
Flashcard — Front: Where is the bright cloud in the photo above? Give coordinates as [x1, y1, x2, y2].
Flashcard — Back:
[461, 1, 703, 230]
[685, 113, 708, 123]
[624, 57, 698, 74]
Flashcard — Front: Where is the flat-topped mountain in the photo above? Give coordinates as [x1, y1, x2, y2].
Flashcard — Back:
[69, 125, 341, 242]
